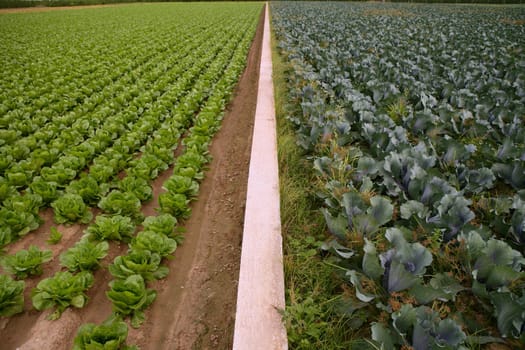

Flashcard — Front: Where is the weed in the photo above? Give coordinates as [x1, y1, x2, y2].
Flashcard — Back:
[47, 227, 63, 245]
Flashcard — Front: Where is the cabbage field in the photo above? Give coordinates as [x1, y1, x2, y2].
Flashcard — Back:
[0, 3, 261, 348]
[272, 1, 525, 349]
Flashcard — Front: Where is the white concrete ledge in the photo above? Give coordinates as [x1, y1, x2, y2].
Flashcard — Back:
[232, 3, 288, 350]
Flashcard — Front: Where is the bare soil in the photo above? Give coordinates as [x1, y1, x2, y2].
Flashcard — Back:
[0, 6, 263, 350]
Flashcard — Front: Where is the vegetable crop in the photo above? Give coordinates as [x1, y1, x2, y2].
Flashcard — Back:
[272, 2, 525, 348]
[106, 274, 156, 328]
[0, 2, 262, 347]
[1, 245, 52, 279]
[0, 274, 25, 317]
[73, 319, 138, 350]
[60, 239, 109, 272]
[31, 270, 94, 320]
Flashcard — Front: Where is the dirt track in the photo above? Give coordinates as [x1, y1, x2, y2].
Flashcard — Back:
[0, 6, 263, 350]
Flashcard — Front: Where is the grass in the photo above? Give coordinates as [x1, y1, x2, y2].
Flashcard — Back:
[270, 10, 369, 350]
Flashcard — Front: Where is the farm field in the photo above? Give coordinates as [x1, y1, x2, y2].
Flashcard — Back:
[0, 2, 263, 349]
[272, 1, 525, 349]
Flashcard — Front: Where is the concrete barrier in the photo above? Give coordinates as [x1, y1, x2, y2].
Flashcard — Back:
[232, 3, 288, 350]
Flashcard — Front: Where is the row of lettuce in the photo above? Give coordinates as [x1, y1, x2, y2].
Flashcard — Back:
[272, 2, 525, 349]
[0, 3, 261, 349]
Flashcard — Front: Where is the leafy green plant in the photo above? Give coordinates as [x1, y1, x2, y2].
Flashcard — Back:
[67, 176, 109, 206]
[47, 227, 63, 245]
[32, 270, 94, 320]
[162, 175, 199, 198]
[29, 179, 61, 205]
[118, 176, 153, 202]
[141, 214, 178, 238]
[40, 165, 77, 185]
[3, 193, 43, 214]
[491, 292, 525, 339]
[106, 274, 156, 328]
[0, 177, 17, 202]
[158, 192, 191, 219]
[5, 164, 32, 187]
[0, 227, 12, 248]
[1, 245, 53, 279]
[173, 149, 208, 176]
[84, 215, 136, 242]
[284, 297, 330, 349]
[60, 240, 109, 272]
[370, 304, 466, 349]
[109, 250, 168, 282]
[51, 193, 93, 224]
[73, 319, 138, 350]
[129, 231, 177, 258]
[0, 208, 40, 239]
[0, 274, 25, 317]
[98, 191, 143, 222]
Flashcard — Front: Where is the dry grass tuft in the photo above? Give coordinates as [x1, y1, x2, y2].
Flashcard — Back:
[501, 18, 525, 25]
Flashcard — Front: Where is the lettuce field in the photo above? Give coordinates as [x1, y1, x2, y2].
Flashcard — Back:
[0, 3, 262, 349]
[272, 1, 525, 349]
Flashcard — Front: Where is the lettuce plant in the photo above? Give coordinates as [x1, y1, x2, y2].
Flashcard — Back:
[89, 163, 114, 184]
[106, 274, 156, 328]
[32, 271, 94, 320]
[0, 274, 25, 317]
[3, 193, 43, 214]
[84, 215, 136, 242]
[158, 192, 191, 219]
[0, 208, 40, 238]
[0, 154, 13, 175]
[67, 176, 109, 206]
[173, 149, 208, 175]
[162, 175, 199, 198]
[174, 166, 204, 181]
[98, 191, 143, 222]
[29, 179, 61, 205]
[128, 154, 167, 180]
[1, 245, 53, 279]
[0, 176, 17, 202]
[109, 250, 168, 282]
[118, 176, 153, 202]
[51, 193, 93, 224]
[5, 164, 32, 187]
[129, 231, 177, 258]
[0, 227, 12, 248]
[60, 240, 109, 272]
[73, 319, 138, 350]
[40, 165, 77, 185]
[141, 214, 178, 237]
[142, 143, 175, 165]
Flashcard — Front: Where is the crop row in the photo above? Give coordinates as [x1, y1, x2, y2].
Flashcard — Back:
[272, 2, 525, 349]
[0, 3, 262, 349]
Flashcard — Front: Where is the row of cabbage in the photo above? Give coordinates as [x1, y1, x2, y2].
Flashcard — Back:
[272, 2, 525, 349]
[0, 3, 261, 349]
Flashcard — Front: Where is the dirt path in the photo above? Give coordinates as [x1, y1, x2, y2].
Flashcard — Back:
[0, 6, 263, 350]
